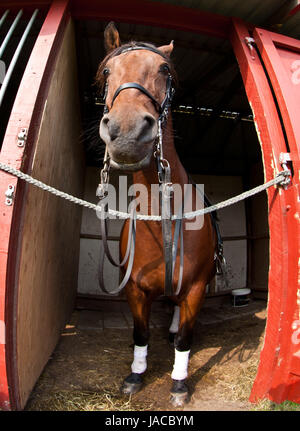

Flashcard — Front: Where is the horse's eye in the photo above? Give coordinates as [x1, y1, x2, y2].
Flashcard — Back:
[102, 68, 110, 77]
[160, 63, 170, 74]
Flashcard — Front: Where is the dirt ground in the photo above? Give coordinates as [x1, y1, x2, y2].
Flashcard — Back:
[25, 300, 267, 411]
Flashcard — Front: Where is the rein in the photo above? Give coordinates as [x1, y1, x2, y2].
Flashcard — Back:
[97, 119, 184, 297]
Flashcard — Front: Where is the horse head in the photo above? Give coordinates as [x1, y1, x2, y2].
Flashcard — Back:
[97, 22, 175, 171]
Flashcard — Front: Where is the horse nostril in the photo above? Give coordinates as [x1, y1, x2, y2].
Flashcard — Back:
[144, 114, 156, 129]
[139, 114, 156, 141]
[102, 117, 109, 126]
[101, 116, 120, 141]
[137, 114, 157, 143]
[108, 120, 120, 141]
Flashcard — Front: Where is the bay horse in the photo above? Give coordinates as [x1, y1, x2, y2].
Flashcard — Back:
[97, 22, 218, 407]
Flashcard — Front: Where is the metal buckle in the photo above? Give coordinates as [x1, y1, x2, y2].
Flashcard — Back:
[96, 183, 108, 199]
[162, 182, 174, 199]
[97, 148, 110, 199]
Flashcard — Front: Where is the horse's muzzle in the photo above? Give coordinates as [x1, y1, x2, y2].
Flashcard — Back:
[99, 111, 157, 171]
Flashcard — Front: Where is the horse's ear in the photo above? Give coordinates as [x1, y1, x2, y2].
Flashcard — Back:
[158, 40, 174, 57]
[104, 22, 121, 53]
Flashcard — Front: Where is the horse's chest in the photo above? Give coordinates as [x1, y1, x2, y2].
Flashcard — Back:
[121, 221, 165, 287]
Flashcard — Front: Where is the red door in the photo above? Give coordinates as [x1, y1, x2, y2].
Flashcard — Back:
[0, 0, 71, 410]
[231, 19, 300, 404]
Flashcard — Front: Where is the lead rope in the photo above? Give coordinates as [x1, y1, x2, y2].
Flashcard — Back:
[0, 161, 288, 219]
[0, 161, 291, 296]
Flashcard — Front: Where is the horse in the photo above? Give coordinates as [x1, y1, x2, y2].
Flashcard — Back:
[96, 22, 218, 407]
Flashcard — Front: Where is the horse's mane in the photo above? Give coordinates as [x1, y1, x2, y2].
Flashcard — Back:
[95, 41, 177, 94]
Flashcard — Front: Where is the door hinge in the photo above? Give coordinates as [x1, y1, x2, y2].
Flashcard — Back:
[17, 128, 28, 147]
[5, 184, 15, 206]
[245, 37, 256, 60]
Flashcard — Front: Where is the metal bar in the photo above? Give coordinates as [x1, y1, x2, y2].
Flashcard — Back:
[0, 9, 23, 59]
[80, 233, 120, 241]
[0, 9, 9, 31]
[173, 105, 254, 122]
[0, 9, 38, 108]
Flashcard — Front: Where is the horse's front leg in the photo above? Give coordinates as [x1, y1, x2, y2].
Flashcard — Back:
[170, 283, 206, 407]
[121, 282, 151, 395]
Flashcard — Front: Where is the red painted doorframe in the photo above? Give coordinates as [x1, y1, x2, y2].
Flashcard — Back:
[0, 0, 70, 410]
[231, 18, 300, 404]
[70, 0, 231, 39]
[251, 27, 300, 404]
[0, 0, 299, 409]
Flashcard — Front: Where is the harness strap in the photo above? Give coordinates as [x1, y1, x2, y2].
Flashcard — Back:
[158, 159, 185, 297]
[161, 200, 184, 297]
[160, 167, 174, 296]
[172, 210, 184, 296]
[98, 202, 137, 295]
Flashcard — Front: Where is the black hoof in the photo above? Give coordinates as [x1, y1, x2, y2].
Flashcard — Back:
[121, 373, 143, 395]
[170, 379, 189, 407]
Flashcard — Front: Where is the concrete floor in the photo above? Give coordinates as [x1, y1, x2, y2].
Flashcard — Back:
[76, 298, 266, 331]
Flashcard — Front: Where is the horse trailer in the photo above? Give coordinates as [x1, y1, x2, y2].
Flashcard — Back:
[0, 0, 299, 409]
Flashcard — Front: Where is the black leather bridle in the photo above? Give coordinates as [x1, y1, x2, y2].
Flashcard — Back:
[103, 45, 175, 124]
[98, 44, 182, 296]
[98, 44, 225, 296]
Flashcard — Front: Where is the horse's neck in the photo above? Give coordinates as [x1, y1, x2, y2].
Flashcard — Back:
[132, 118, 188, 188]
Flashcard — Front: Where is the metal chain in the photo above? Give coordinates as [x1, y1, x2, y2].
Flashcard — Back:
[0, 161, 290, 220]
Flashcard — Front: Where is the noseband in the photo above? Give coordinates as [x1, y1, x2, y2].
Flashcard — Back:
[103, 45, 175, 123]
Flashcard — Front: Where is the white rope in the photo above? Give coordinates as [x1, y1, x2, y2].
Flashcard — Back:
[0, 161, 289, 221]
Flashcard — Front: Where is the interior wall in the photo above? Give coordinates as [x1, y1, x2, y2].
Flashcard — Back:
[247, 163, 269, 298]
[191, 174, 247, 294]
[16, 19, 84, 408]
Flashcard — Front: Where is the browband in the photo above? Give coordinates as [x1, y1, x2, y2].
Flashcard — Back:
[117, 44, 170, 59]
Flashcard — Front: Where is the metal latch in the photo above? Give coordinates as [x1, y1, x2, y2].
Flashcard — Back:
[5, 184, 15, 206]
[245, 37, 256, 60]
[17, 128, 28, 147]
[279, 152, 292, 189]
[279, 152, 292, 165]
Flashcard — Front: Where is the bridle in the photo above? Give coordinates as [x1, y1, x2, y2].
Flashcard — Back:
[102, 45, 175, 124]
[97, 44, 183, 297]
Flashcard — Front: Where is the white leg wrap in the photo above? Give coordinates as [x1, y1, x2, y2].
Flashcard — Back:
[131, 345, 148, 374]
[171, 348, 190, 381]
[169, 306, 180, 334]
